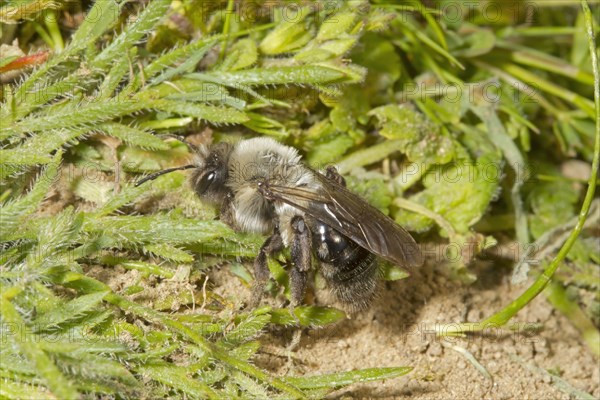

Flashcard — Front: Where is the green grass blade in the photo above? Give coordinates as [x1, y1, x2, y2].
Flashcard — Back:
[499, 62, 595, 117]
[470, 106, 529, 244]
[546, 281, 600, 357]
[498, 40, 595, 85]
[283, 367, 413, 389]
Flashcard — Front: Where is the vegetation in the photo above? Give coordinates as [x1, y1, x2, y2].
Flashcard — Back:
[0, 0, 598, 398]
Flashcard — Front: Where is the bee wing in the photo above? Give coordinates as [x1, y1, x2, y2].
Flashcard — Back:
[266, 172, 423, 267]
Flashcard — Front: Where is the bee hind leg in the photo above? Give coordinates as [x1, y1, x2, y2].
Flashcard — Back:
[282, 216, 312, 372]
[290, 216, 311, 308]
[249, 229, 283, 308]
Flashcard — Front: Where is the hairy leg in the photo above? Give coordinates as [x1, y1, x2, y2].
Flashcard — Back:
[284, 216, 312, 370]
[290, 216, 311, 306]
[219, 193, 236, 229]
[249, 229, 283, 308]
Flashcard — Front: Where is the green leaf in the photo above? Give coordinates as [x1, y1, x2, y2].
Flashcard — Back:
[100, 123, 169, 150]
[0, 156, 59, 241]
[346, 175, 392, 215]
[221, 38, 258, 71]
[270, 306, 346, 327]
[203, 64, 354, 86]
[84, 215, 238, 245]
[138, 364, 219, 399]
[150, 45, 211, 86]
[92, 0, 171, 68]
[223, 314, 271, 345]
[471, 105, 529, 244]
[0, 380, 55, 400]
[381, 264, 410, 281]
[283, 366, 413, 389]
[243, 112, 286, 137]
[352, 32, 401, 98]
[316, 10, 359, 42]
[369, 104, 455, 165]
[396, 151, 502, 234]
[67, 0, 122, 56]
[451, 25, 496, 57]
[33, 291, 108, 331]
[259, 13, 313, 55]
[144, 243, 194, 263]
[5, 99, 146, 136]
[527, 170, 579, 239]
[230, 370, 271, 398]
[2, 127, 89, 165]
[306, 133, 354, 165]
[151, 100, 249, 124]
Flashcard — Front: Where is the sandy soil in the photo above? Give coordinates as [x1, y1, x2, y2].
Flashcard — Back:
[210, 255, 600, 399]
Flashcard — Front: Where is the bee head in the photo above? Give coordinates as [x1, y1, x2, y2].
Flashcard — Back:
[135, 142, 233, 207]
[190, 142, 233, 205]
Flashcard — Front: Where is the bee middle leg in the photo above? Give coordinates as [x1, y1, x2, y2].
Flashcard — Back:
[290, 216, 311, 307]
[249, 229, 283, 308]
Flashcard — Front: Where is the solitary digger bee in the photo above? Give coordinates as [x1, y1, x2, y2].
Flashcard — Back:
[137, 137, 423, 310]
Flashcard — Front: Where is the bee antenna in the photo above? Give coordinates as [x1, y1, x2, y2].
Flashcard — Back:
[135, 164, 196, 187]
[158, 134, 200, 153]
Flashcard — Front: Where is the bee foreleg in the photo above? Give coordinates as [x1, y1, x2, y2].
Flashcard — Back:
[290, 216, 311, 307]
[219, 193, 236, 229]
[325, 166, 346, 187]
[249, 229, 283, 308]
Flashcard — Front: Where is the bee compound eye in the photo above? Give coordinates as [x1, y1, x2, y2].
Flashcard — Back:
[197, 170, 216, 194]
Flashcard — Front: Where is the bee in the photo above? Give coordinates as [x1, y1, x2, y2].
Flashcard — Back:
[137, 137, 423, 310]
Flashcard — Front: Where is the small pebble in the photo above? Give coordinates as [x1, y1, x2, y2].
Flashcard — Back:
[533, 338, 549, 356]
[428, 342, 443, 357]
[467, 309, 481, 321]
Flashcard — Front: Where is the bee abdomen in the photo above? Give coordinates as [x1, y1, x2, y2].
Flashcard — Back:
[311, 221, 379, 310]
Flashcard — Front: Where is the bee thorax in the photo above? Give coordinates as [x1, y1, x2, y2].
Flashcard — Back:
[225, 137, 316, 238]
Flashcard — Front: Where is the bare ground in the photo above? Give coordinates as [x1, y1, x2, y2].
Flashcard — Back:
[209, 255, 600, 399]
